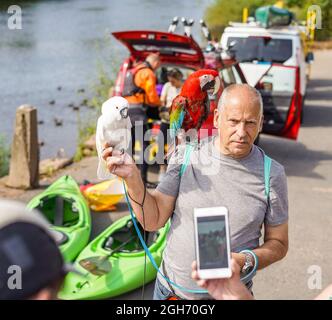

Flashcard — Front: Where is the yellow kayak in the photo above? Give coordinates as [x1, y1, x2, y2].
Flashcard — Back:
[81, 178, 124, 212]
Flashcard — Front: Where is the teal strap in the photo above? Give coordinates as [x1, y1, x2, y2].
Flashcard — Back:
[123, 180, 208, 294]
[181, 145, 272, 201]
[263, 154, 272, 200]
[180, 143, 195, 177]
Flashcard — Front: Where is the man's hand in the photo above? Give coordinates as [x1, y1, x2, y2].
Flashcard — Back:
[101, 143, 139, 182]
[191, 259, 254, 300]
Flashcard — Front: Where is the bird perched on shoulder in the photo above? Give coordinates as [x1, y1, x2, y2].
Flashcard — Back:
[169, 69, 220, 153]
[96, 96, 132, 180]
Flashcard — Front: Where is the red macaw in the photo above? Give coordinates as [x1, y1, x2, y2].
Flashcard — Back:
[169, 69, 220, 146]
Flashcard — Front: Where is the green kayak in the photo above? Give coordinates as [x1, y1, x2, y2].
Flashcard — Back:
[58, 215, 170, 300]
[27, 175, 91, 262]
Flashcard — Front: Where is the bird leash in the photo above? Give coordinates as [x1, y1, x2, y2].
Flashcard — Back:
[122, 179, 210, 295]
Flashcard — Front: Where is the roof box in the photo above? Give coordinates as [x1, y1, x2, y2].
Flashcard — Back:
[255, 5, 293, 28]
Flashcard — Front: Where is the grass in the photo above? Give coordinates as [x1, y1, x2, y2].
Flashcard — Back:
[74, 114, 98, 162]
[0, 135, 10, 178]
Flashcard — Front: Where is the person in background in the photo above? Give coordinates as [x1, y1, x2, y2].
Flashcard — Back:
[158, 68, 184, 180]
[191, 259, 332, 300]
[0, 200, 71, 300]
[124, 53, 162, 185]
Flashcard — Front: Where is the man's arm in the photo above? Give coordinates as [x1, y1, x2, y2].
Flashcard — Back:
[233, 222, 288, 270]
[102, 146, 175, 231]
[254, 222, 288, 269]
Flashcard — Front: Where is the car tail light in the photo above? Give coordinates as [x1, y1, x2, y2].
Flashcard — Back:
[281, 66, 301, 140]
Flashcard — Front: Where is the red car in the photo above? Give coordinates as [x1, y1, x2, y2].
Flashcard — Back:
[111, 30, 247, 138]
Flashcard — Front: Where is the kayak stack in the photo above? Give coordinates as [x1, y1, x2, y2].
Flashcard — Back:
[27, 175, 91, 262]
[58, 215, 170, 300]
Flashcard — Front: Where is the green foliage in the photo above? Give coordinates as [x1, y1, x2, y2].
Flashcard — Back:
[204, 0, 332, 40]
[74, 115, 98, 162]
[0, 135, 10, 177]
[287, 0, 332, 41]
[87, 63, 115, 112]
[205, 0, 275, 37]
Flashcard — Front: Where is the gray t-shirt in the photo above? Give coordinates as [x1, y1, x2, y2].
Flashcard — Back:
[156, 137, 288, 299]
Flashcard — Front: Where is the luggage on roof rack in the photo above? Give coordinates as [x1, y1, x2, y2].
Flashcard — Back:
[255, 5, 293, 28]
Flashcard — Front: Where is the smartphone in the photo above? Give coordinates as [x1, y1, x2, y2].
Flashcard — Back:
[194, 207, 232, 279]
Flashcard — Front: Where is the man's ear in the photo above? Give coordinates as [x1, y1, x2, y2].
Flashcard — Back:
[213, 109, 220, 128]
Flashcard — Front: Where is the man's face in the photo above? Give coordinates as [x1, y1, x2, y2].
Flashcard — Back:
[214, 93, 263, 158]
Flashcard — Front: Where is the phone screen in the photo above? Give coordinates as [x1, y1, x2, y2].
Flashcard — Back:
[197, 215, 229, 269]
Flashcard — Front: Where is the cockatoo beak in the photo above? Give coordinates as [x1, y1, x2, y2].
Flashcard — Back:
[120, 107, 129, 119]
[212, 76, 221, 96]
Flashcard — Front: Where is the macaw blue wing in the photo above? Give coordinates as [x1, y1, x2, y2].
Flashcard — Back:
[169, 95, 187, 139]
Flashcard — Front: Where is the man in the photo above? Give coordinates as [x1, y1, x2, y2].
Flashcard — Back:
[124, 53, 161, 185]
[0, 200, 69, 300]
[191, 259, 332, 300]
[102, 83, 289, 299]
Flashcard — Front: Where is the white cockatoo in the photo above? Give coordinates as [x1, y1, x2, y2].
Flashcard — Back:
[96, 96, 132, 180]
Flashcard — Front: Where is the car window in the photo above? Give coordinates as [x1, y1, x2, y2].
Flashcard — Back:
[227, 37, 293, 63]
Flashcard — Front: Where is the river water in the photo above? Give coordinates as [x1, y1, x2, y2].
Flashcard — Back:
[0, 0, 212, 159]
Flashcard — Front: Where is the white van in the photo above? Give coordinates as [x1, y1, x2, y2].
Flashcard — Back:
[220, 23, 310, 140]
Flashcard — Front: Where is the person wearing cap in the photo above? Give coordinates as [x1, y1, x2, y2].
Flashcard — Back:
[0, 200, 70, 300]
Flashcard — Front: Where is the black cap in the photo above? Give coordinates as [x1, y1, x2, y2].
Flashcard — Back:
[0, 200, 67, 300]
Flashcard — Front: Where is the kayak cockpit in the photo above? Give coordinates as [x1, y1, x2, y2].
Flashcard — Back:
[36, 195, 80, 228]
[103, 219, 159, 253]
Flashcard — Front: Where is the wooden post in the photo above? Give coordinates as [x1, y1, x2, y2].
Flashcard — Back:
[6, 105, 39, 189]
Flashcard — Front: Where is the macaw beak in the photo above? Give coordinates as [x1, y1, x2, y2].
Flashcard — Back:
[212, 76, 221, 96]
[201, 75, 221, 96]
